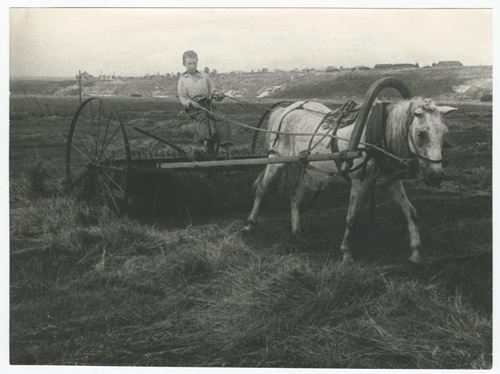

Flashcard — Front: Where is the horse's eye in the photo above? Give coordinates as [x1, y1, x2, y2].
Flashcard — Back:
[416, 130, 428, 145]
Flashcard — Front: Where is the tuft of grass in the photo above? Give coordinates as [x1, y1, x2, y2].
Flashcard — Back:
[29, 161, 62, 198]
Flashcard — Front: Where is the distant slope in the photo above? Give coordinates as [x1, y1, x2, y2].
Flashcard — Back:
[273, 66, 492, 101]
[9, 80, 77, 96]
[10, 66, 491, 101]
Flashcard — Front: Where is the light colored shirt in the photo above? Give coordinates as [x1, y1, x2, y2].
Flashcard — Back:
[177, 71, 215, 108]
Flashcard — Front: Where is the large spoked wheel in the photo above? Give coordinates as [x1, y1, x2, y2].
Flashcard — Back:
[65, 98, 131, 214]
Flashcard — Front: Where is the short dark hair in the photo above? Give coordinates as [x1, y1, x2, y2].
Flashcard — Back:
[182, 50, 198, 64]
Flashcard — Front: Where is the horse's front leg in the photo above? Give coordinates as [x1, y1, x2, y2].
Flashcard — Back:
[339, 176, 372, 262]
[381, 180, 423, 264]
[243, 160, 284, 233]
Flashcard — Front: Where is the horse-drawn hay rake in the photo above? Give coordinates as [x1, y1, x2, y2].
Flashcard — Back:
[65, 77, 412, 214]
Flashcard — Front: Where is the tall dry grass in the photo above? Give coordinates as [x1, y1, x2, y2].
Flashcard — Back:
[10, 173, 492, 367]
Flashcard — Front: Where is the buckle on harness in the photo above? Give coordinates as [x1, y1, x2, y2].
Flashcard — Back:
[298, 149, 311, 165]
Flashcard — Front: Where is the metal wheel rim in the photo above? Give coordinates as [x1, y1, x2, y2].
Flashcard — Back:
[65, 98, 131, 214]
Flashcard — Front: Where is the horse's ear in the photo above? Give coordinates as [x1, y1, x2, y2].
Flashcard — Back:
[414, 108, 424, 117]
[437, 106, 458, 115]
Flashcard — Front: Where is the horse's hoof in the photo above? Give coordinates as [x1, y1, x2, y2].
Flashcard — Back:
[409, 252, 425, 264]
[342, 252, 355, 264]
[242, 221, 255, 234]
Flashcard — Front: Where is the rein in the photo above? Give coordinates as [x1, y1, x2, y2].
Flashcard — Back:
[225, 95, 342, 117]
[197, 100, 441, 177]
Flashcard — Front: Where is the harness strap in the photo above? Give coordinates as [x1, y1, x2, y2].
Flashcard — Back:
[331, 132, 352, 183]
[306, 110, 339, 152]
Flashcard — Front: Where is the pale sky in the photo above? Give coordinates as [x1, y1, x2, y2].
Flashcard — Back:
[9, 8, 492, 77]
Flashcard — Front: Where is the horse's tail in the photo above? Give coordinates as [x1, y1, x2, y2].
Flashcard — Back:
[252, 101, 293, 153]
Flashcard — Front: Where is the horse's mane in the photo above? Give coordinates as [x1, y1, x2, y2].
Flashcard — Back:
[385, 97, 429, 157]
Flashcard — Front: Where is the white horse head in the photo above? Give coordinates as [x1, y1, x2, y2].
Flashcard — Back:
[386, 98, 457, 187]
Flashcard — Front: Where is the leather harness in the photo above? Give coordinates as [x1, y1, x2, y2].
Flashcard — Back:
[270, 100, 425, 182]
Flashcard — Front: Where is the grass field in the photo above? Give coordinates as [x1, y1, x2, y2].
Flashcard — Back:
[9, 87, 492, 368]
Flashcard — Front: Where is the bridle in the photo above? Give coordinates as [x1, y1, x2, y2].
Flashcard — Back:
[406, 125, 444, 165]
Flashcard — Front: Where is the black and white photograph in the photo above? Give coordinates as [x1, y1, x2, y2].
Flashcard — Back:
[4, 2, 495, 371]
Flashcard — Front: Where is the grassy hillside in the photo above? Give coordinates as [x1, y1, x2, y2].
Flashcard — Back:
[10, 66, 492, 102]
[274, 66, 492, 101]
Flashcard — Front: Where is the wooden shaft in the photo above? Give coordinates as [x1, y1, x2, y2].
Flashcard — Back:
[134, 151, 362, 173]
[348, 77, 412, 152]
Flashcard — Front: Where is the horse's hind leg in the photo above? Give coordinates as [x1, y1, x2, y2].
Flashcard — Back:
[290, 173, 324, 237]
[243, 159, 285, 233]
[290, 179, 308, 237]
[339, 176, 372, 262]
[381, 180, 423, 264]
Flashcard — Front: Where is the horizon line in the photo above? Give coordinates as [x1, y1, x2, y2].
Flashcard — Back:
[9, 64, 493, 80]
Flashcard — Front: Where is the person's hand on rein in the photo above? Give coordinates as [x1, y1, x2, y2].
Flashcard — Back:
[211, 91, 226, 102]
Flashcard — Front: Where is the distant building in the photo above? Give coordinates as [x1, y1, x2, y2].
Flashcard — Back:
[434, 61, 463, 68]
[326, 66, 340, 72]
[392, 63, 418, 69]
[374, 64, 393, 70]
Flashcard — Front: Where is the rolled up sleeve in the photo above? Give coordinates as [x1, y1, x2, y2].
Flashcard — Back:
[177, 78, 191, 108]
